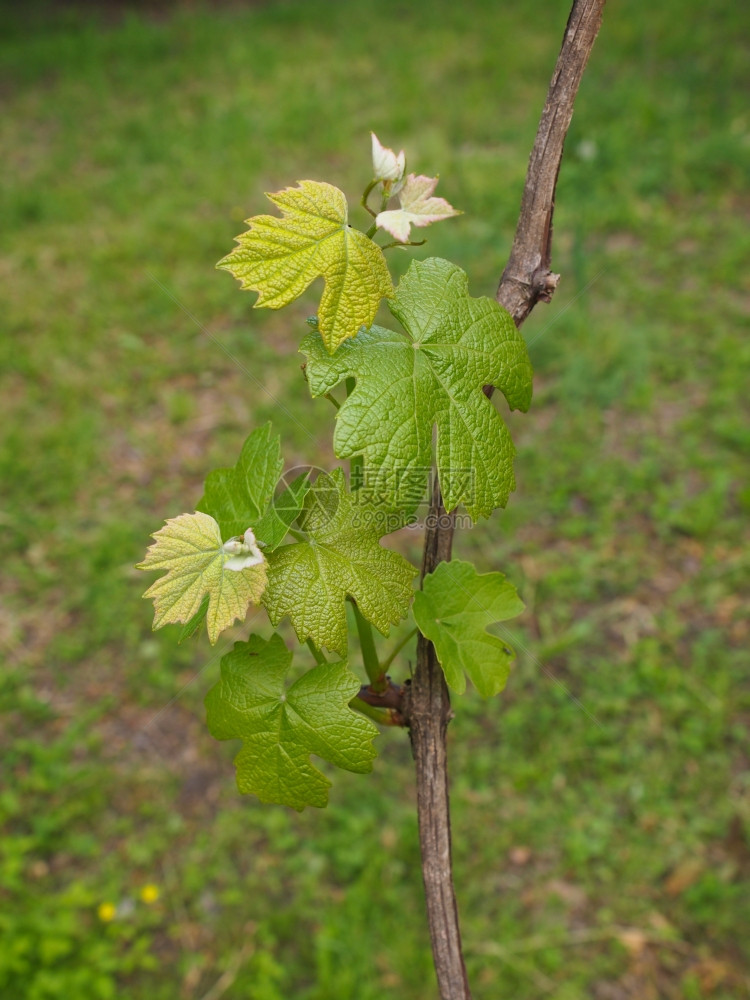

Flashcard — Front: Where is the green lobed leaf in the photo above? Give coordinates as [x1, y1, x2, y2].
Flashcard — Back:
[217, 180, 393, 353]
[254, 472, 311, 552]
[263, 469, 417, 656]
[412, 559, 525, 698]
[205, 633, 378, 810]
[197, 423, 283, 541]
[302, 257, 533, 520]
[137, 512, 267, 645]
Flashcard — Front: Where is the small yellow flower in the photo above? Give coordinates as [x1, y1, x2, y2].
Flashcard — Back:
[97, 902, 117, 922]
[140, 884, 160, 904]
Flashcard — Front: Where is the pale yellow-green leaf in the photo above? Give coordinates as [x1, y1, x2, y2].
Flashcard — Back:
[217, 180, 392, 353]
[371, 132, 405, 183]
[137, 511, 267, 645]
[376, 173, 460, 242]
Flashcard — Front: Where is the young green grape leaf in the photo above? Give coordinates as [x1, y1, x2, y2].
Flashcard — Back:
[263, 469, 417, 655]
[137, 512, 267, 644]
[301, 257, 533, 520]
[217, 180, 392, 353]
[413, 559, 525, 698]
[196, 423, 282, 541]
[254, 471, 311, 552]
[376, 174, 460, 242]
[205, 633, 378, 810]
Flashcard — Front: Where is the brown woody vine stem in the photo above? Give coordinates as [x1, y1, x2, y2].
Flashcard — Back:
[405, 2, 606, 997]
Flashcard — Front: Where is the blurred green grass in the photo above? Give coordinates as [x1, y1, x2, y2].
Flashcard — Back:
[1, 0, 749, 997]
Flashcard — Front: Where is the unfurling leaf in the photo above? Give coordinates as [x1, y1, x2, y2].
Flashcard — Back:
[371, 132, 405, 184]
[221, 527, 265, 570]
[302, 257, 533, 520]
[218, 180, 392, 353]
[413, 559, 525, 698]
[263, 470, 417, 655]
[376, 173, 460, 242]
[137, 512, 267, 644]
[205, 633, 378, 810]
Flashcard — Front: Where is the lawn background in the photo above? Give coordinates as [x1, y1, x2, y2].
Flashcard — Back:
[1, 0, 749, 997]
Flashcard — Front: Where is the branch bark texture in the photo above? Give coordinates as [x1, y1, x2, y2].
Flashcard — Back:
[497, 0, 606, 323]
[408, 3, 606, 998]
[408, 478, 467, 996]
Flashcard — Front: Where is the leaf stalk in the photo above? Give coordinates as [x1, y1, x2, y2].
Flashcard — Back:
[381, 626, 418, 672]
[306, 639, 328, 665]
[351, 600, 386, 692]
[350, 696, 401, 726]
